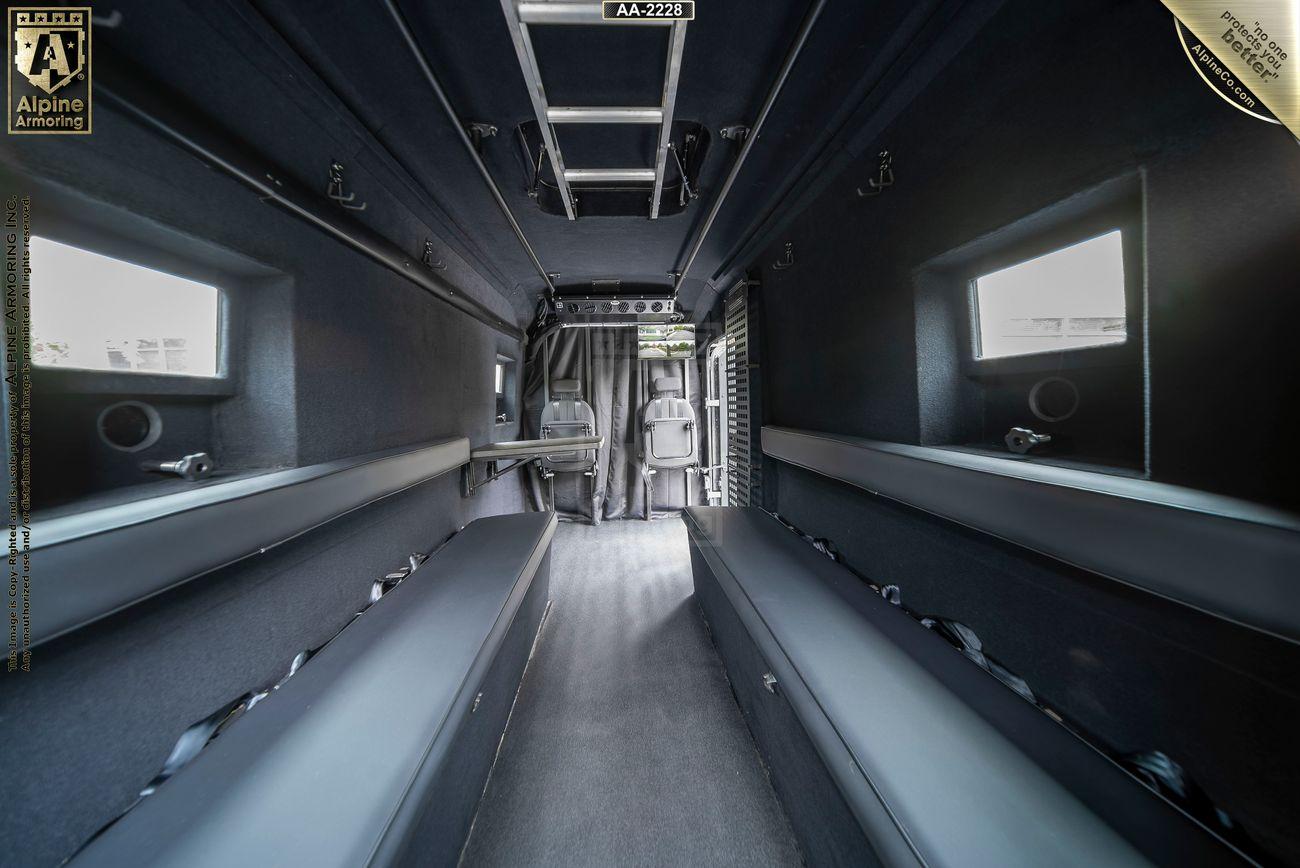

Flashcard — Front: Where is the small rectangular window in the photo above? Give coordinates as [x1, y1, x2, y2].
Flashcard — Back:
[495, 355, 516, 424]
[972, 230, 1126, 360]
[31, 236, 222, 377]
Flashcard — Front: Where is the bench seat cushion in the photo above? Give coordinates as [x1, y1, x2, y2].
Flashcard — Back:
[685, 506, 1240, 867]
[74, 510, 556, 868]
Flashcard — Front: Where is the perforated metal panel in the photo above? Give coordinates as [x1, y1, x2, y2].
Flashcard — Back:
[724, 283, 759, 507]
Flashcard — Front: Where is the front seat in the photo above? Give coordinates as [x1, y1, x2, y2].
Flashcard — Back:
[539, 378, 598, 521]
[640, 376, 698, 520]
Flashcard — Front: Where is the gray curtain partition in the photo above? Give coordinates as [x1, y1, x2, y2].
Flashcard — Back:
[523, 327, 704, 522]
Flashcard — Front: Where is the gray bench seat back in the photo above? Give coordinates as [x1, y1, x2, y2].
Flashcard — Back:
[72, 510, 557, 868]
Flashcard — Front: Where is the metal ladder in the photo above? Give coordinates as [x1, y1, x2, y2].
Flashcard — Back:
[499, 1, 688, 220]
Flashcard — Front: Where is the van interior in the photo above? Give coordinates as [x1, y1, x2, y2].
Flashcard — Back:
[3, 1, 1299, 866]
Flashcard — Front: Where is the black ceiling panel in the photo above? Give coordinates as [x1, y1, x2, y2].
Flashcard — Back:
[14, 0, 971, 319]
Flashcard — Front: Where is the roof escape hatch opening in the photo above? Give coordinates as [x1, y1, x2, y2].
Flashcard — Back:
[501, 1, 691, 219]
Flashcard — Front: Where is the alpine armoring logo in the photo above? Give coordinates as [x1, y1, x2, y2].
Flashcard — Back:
[7, 7, 91, 134]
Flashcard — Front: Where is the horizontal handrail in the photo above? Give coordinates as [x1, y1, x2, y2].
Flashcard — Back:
[471, 435, 604, 461]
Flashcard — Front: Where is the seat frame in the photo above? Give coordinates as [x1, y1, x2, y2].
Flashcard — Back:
[539, 379, 599, 523]
[640, 376, 699, 520]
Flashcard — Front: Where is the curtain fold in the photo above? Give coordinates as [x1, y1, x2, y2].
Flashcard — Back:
[522, 327, 703, 522]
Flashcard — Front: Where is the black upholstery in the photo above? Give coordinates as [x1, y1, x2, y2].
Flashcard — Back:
[684, 506, 1245, 867]
[70, 510, 557, 868]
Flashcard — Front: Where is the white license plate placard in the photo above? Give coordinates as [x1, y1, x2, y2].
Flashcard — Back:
[602, 2, 695, 21]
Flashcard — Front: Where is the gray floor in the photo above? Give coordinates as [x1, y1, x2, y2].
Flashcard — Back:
[460, 517, 802, 867]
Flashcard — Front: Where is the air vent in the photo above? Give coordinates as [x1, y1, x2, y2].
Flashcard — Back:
[553, 295, 674, 325]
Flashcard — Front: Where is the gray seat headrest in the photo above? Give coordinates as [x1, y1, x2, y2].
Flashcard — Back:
[654, 377, 681, 395]
[552, 378, 581, 395]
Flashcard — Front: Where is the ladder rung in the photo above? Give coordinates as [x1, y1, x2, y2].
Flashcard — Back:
[517, 2, 674, 26]
[547, 106, 664, 124]
[565, 168, 656, 183]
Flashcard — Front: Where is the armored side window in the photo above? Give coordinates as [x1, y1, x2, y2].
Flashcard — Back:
[495, 355, 517, 425]
[31, 236, 223, 378]
[971, 230, 1126, 361]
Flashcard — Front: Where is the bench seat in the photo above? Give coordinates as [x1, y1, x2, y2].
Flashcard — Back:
[74, 510, 557, 868]
[684, 506, 1242, 867]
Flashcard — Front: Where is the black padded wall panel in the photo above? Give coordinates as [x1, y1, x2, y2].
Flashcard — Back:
[754, 0, 1300, 507]
[3, 78, 524, 469]
[32, 394, 216, 508]
[741, 5, 1300, 860]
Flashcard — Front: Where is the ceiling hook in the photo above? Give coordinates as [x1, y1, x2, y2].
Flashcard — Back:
[327, 160, 367, 211]
[422, 238, 447, 270]
[856, 149, 894, 198]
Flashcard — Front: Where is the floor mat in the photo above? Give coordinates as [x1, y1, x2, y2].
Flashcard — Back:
[460, 516, 802, 867]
